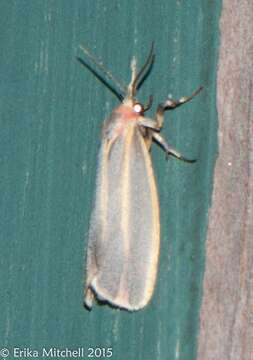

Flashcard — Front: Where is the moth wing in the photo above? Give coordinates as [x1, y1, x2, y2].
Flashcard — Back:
[85, 122, 160, 310]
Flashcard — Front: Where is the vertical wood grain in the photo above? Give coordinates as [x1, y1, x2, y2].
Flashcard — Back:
[197, 1, 253, 359]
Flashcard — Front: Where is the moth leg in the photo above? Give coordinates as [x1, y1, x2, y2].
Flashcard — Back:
[138, 117, 160, 131]
[136, 118, 156, 150]
[155, 86, 203, 129]
[152, 132, 196, 163]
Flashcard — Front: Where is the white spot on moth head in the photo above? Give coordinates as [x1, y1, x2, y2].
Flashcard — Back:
[133, 103, 143, 113]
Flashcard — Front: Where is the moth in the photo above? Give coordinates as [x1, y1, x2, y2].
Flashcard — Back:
[79, 44, 202, 311]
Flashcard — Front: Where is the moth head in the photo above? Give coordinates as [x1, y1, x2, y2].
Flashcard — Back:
[132, 95, 153, 115]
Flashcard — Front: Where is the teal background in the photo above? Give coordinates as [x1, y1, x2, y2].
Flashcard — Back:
[0, 1, 221, 359]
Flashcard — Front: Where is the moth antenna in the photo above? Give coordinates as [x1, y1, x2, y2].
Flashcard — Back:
[130, 42, 155, 98]
[130, 57, 138, 86]
[79, 45, 127, 96]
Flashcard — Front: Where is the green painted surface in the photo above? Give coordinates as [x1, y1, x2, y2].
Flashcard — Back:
[0, 1, 221, 359]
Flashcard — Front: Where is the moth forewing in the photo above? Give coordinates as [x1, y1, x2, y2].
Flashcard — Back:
[85, 111, 160, 310]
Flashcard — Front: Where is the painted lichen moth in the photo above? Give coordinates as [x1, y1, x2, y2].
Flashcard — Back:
[78, 44, 202, 311]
